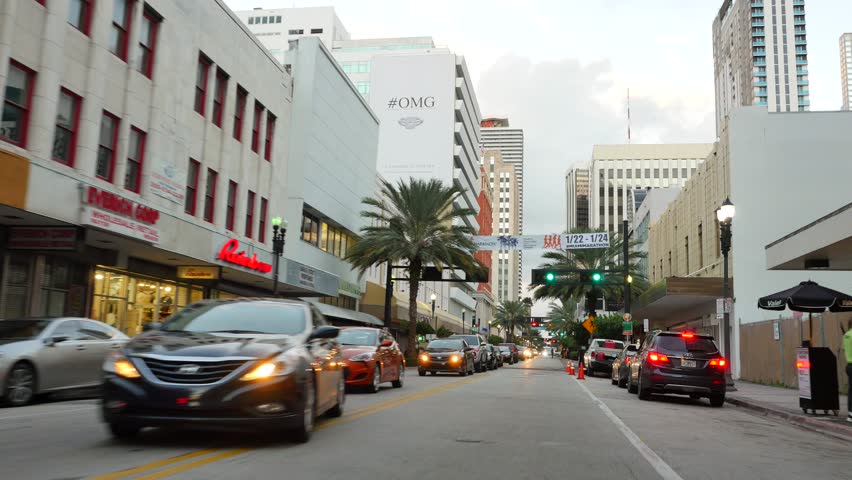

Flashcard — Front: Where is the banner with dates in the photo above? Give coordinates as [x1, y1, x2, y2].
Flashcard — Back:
[471, 233, 610, 251]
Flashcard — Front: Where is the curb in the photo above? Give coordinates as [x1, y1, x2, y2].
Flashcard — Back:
[726, 395, 852, 443]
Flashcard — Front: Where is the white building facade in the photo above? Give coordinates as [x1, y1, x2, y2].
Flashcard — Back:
[589, 144, 714, 234]
[713, 0, 810, 134]
[841, 33, 852, 111]
[332, 37, 438, 100]
[0, 0, 296, 334]
[480, 117, 524, 233]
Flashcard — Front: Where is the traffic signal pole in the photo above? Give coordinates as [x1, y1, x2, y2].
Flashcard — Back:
[623, 220, 630, 315]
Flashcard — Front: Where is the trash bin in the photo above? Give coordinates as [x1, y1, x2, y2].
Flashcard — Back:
[796, 346, 840, 415]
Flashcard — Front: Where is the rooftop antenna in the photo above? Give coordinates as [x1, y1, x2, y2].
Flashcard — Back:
[627, 88, 632, 144]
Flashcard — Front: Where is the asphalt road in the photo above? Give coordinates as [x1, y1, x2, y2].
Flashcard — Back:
[1, 355, 850, 480]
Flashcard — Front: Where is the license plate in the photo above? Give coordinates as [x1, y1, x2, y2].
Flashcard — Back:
[681, 359, 697, 368]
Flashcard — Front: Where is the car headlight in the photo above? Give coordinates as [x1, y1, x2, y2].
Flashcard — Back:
[241, 351, 299, 381]
[449, 355, 460, 363]
[103, 352, 141, 379]
[349, 352, 374, 362]
[419, 354, 429, 363]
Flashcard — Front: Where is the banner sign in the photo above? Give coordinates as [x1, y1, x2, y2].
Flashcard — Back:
[177, 266, 221, 280]
[472, 233, 609, 251]
[8, 227, 78, 250]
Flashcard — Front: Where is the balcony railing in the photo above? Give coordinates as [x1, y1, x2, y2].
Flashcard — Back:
[797, 69, 808, 75]
[796, 48, 808, 54]
[753, 50, 766, 57]
[793, 8, 805, 15]
[796, 58, 807, 65]
[755, 101, 768, 106]
[752, 21, 765, 27]
[751, 1, 764, 6]
[752, 10, 764, 17]
[752, 30, 765, 37]
[754, 60, 767, 66]
[797, 79, 809, 86]
[794, 18, 806, 25]
[754, 70, 767, 76]
[754, 80, 767, 87]
[753, 40, 766, 46]
[795, 39, 807, 45]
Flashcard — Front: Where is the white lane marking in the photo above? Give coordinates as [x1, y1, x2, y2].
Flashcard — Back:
[0, 406, 95, 421]
[574, 378, 685, 480]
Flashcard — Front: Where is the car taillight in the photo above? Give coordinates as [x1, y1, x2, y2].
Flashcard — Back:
[595, 352, 606, 361]
[681, 332, 695, 338]
[647, 352, 669, 364]
[709, 358, 727, 368]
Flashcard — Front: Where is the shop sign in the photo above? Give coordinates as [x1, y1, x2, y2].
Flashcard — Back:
[81, 185, 160, 243]
[298, 265, 316, 289]
[339, 279, 362, 297]
[177, 266, 221, 280]
[149, 158, 186, 205]
[7, 227, 78, 250]
[796, 347, 811, 400]
[217, 239, 272, 273]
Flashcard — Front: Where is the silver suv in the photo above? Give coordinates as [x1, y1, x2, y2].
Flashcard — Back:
[449, 334, 488, 373]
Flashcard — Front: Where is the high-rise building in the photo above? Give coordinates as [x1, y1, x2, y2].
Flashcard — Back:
[713, 0, 810, 134]
[480, 118, 524, 232]
[332, 37, 438, 100]
[566, 168, 590, 230]
[841, 33, 852, 110]
[482, 150, 521, 303]
[232, 6, 350, 63]
[589, 144, 715, 233]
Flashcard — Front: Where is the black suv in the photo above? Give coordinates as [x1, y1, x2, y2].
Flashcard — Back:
[627, 331, 727, 407]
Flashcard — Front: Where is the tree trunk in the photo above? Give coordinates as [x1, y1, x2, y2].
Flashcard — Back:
[406, 261, 422, 357]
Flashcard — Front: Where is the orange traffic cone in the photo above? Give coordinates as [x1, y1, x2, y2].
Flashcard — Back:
[577, 363, 585, 380]
[566, 363, 573, 375]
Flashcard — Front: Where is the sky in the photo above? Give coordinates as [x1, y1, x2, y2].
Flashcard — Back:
[225, 0, 852, 315]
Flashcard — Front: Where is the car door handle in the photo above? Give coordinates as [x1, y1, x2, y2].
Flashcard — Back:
[75, 346, 87, 351]
[110, 344, 122, 349]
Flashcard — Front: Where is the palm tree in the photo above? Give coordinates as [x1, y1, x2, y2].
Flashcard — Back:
[545, 299, 577, 337]
[532, 227, 649, 318]
[495, 300, 527, 343]
[345, 178, 485, 356]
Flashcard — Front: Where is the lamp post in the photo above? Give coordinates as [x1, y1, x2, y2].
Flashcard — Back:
[461, 309, 466, 335]
[430, 293, 437, 334]
[271, 217, 287, 296]
[716, 198, 735, 387]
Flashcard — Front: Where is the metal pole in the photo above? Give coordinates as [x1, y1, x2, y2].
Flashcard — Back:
[432, 300, 436, 333]
[623, 220, 630, 314]
[383, 262, 393, 328]
[462, 311, 466, 334]
[720, 222, 735, 388]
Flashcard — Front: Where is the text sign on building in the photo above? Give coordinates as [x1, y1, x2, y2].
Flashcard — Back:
[81, 185, 160, 243]
[217, 239, 272, 274]
[7, 227, 78, 250]
[472, 233, 609, 251]
[177, 266, 221, 281]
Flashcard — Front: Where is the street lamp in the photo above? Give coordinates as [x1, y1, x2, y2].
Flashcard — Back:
[716, 197, 735, 387]
[430, 293, 437, 333]
[271, 217, 288, 296]
[461, 309, 466, 334]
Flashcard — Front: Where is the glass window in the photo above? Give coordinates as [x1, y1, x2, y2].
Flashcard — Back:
[251, 101, 263, 153]
[311, 28, 323, 34]
[225, 180, 237, 231]
[136, 8, 160, 78]
[52, 89, 81, 166]
[233, 86, 247, 141]
[2, 62, 35, 147]
[96, 111, 119, 181]
[0, 319, 51, 340]
[68, 0, 92, 34]
[212, 68, 228, 127]
[320, 222, 330, 252]
[125, 127, 145, 193]
[109, 0, 131, 60]
[195, 54, 211, 115]
[185, 158, 200, 215]
[162, 302, 308, 335]
[245, 190, 255, 238]
[259, 197, 268, 243]
[264, 113, 275, 161]
[204, 168, 217, 222]
[337, 328, 378, 346]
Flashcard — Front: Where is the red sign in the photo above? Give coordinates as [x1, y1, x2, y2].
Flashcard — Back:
[217, 239, 272, 273]
[8, 227, 77, 250]
[84, 186, 159, 225]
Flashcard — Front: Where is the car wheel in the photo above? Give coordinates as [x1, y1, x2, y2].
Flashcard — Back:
[3, 362, 36, 407]
[430, 371, 437, 376]
[709, 394, 725, 408]
[107, 422, 140, 440]
[618, 374, 627, 388]
[326, 375, 345, 418]
[611, 373, 618, 386]
[475, 361, 482, 373]
[637, 374, 651, 401]
[459, 368, 467, 377]
[368, 365, 381, 394]
[627, 374, 638, 394]
[418, 369, 426, 377]
[392, 366, 404, 388]
[291, 374, 316, 444]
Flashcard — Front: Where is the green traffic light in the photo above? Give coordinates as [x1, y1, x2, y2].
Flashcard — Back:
[592, 272, 602, 282]
[545, 272, 556, 283]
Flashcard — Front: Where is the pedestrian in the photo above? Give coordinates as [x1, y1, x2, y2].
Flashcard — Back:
[844, 318, 852, 423]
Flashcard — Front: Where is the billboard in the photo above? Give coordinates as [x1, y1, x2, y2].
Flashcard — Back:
[369, 53, 456, 184]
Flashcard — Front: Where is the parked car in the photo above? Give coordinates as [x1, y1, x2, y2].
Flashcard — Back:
[338, 327, 404, 393]
[499, 343, 519, 363]
[417, 339, 475, 376]
[497, 345, 515, 364]
[449, 334, 488, 372]
[101, 299, 345, 443]
[611, 344, 639, 388]
[0, 317, 128, 407]
[489, 345, 503, 368]
[628, 330, 727, 407]
[583, 339, 625, 376]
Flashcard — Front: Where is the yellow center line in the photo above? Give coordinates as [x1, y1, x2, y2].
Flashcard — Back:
[88, 375, 480, 480]
[87, 449, 219, 480]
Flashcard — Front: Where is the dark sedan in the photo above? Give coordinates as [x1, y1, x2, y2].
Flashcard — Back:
[417, 339, 475, 376]
[101, 299, 345, 443]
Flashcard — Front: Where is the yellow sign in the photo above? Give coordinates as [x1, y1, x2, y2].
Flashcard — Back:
[582, 316, 596, 334]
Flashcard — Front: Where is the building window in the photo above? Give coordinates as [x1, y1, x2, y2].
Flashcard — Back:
[311, 28, 323, 34]
[276, 16, 282, 23]
[355, 81, 370, 95]
[68, 0, 93, 35]
[184, 158, 200, 215]
[248, 17, 254, 25]
[225, 181, 237, 231]
[259, 197, 268, 243]
[681, 168, 687, 178]
[96, 111, 120, 181]
[125, 127, 145, 193]
[251, 101, 263, 153]
[264, 113, 275, 161]
[301, 212, 320, 246]
[245, 190, 256, 238]
[52, 88, 82, 166]
[136, 7, 160, 78]
[233, 85, 247, 141]
[194, 54, 211, 115]
[1, 60, 36, 147]
[288, 29, 304, 35]
[698, 224, 704, 269]
[109, 0, 132, 61]
[203, 168, 217, 223]
[212, 68, 228, 127]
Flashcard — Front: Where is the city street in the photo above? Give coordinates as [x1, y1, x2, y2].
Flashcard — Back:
[2, 356, 850, 480]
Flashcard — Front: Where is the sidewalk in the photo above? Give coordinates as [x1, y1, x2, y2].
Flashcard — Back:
[726, 380, 852, 442]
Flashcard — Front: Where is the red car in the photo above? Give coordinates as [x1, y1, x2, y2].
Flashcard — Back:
[339, 327, 405, 393]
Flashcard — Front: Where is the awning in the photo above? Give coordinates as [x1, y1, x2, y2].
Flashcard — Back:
[632, 277, 732, 329]
[765, 202, 852, 271]
[306, 300, 384, 326]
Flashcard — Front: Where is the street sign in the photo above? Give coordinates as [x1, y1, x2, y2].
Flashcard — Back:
[643, 318, 649, 332]
[623, 313, 632, 322]
[582, 316, 596, 334]
[716, 298, 731, 319]
[773, 321, 780, 341]
[622, 321, 633, 336]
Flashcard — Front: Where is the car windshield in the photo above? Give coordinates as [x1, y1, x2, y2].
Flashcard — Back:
[337, 329, 378, 346]
[498, 346, 510, 352]
[427, 339, 464, 350]
[595, 340, 625, 349]
[161, 302, 307, 335]
[451, 335, 480, 346]
[655, 336, 718, 354]
[0, 319, 52, 339]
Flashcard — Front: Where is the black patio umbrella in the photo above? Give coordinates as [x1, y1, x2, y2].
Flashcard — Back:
[758, 281, 852, 343]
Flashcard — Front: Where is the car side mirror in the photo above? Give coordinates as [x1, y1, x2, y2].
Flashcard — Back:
[380, 339, 393, 347]
[143, 322, 162, 332]
[307, 325, 339, 342]
[45, 335, 69, 346]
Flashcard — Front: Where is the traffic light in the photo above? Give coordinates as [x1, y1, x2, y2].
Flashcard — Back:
[579, 271, 604, 284]
[591, 272, 602, 282]
[531, 269, 558, 285]
[531, 321, 540, 328]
